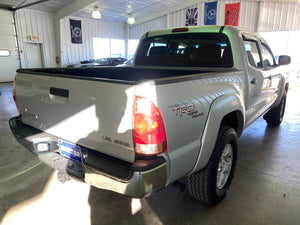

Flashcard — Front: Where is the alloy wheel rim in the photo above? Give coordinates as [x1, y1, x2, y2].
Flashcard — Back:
[216, 144, 233, 190]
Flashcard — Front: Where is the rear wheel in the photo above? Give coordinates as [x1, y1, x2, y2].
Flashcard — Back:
[263, 90, 287, 126]
[187, 126, 237, 205]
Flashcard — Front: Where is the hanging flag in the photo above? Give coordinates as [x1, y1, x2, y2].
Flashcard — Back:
[204, 1, 217, 25]
[186, 8, 198, 26]
[224, 2, 240, 26]
[70, 19, 82, 44]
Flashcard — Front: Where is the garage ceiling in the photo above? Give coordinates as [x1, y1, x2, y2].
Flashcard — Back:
[1, 0, 299, 24]
[0, 0, 187, 23]
[74, 0, 187, 23]
[0, 0, 74, 12]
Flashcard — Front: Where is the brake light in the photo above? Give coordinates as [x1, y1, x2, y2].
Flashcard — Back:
[13, 78, 20, 114]
[133, 96, 167, 155]
[172, 28, 188, 33]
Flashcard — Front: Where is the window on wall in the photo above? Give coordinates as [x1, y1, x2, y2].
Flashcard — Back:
[0, 50, 10, 57]
[128, 39, 139, 59]
[93, 38, 110, 59]
[93, 38, 125, 59]
[111, 39, 125, 57]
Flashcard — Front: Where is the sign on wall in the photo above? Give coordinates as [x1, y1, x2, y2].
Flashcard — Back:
[204, 1, 217, 25]
[224, 2, 240, 26]
[186, 8, 198, 26]
[70, 19, 82, 44]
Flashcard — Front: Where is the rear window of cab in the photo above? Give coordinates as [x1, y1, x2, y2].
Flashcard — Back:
[135, 33, 233, 67]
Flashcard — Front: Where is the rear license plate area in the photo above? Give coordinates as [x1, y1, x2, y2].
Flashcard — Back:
[58, 139, 83, 164]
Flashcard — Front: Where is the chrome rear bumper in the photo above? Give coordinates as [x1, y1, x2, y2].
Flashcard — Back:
[9, 116, 167, 198]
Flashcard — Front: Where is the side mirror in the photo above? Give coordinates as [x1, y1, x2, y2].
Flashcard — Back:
[278, 55, 291, 66]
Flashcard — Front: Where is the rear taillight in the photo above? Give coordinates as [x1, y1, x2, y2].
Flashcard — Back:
[13, 78, 20, 114]
[133, 96, 167, 156]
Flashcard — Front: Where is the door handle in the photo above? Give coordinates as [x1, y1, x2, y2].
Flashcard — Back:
[49, 87, 69, 98]
[49, 87, 69, 104]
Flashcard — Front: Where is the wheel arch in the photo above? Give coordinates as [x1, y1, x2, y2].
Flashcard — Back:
[191, 94, 245, 174]
[221, 110, 244, 137]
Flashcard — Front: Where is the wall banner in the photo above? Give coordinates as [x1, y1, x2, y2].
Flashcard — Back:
[204, 1, 217, 25]
[70, 19, 82, 44]
[186, 8, 198, 26]
[224, 2, 240, 26]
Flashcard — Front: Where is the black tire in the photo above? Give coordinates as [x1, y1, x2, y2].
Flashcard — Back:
[263, 90, 287, 126]
[187, 125, 238, 205]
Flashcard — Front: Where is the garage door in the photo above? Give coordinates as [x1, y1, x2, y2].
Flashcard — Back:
[0, 10, 19, 82]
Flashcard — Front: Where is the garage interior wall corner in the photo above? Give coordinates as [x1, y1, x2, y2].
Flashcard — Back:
[15, 9, 57, 68]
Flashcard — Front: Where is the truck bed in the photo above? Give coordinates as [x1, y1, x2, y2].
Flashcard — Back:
[17, 67, 211, 83]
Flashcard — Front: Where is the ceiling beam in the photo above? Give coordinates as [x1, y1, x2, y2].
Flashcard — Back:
[54, 0, 97, 19]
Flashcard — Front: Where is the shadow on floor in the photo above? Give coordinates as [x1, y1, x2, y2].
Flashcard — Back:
[0, 164, 54, 222]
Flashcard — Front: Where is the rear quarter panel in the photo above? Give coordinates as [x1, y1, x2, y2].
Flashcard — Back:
[135, 71, 245, 184]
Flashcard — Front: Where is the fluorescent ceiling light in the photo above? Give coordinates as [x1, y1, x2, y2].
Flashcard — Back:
[92, 7, 101, 19]
[127, 15, 135, 24]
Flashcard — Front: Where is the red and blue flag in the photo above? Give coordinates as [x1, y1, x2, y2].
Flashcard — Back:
[186, 8, 198, 26]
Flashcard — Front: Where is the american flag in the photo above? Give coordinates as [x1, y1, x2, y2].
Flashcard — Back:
[186, 8, 198, 26]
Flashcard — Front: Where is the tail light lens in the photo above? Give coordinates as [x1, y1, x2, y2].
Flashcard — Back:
[13, 78, 20, 114]
[133, 96, 167, 155]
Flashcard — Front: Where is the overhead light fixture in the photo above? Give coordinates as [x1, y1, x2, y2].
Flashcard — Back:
[92, 6, 101, 19]
[127, 14, 135, 24]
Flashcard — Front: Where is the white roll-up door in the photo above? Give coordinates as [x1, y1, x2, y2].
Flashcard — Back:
[0, 10, 19, 82]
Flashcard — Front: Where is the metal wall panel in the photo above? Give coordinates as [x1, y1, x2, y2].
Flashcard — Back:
[130, 1, 261, 39]
[60, 16, 124, 66]
[15, 9, 56, 68]
[260, 2, 300, 31]
[130, 0, 299, 38]
[130, 15, 167, 39]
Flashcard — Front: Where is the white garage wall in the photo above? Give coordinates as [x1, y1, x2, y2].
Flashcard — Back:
[130, 15, 167, 40]
[260, 1, 300, 31]
[130, 1, 261, 40]
[60, 17, 124, 66]
[130, 0, 299, 40]
[15, 9, 56, 68]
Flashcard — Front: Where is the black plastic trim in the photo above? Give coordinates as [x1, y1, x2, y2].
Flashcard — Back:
[219, 26, 225, 33]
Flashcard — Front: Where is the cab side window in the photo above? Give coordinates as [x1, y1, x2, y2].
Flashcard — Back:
[243, 40, 262, 68]
[260, 44, 275, 68]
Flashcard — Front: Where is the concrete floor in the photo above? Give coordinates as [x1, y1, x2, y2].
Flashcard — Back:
[1, 81, 300, 225]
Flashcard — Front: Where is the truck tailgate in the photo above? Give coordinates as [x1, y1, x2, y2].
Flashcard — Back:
[15, 73, 135, 163]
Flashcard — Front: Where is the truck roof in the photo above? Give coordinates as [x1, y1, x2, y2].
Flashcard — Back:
[143, 25, 261, 43]
[146, 25, 239, 37]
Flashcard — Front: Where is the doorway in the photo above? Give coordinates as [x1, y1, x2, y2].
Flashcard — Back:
[26, 43, 43, 68]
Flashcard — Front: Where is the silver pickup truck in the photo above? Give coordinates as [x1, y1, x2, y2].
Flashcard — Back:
[10, 25, 290, 205]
